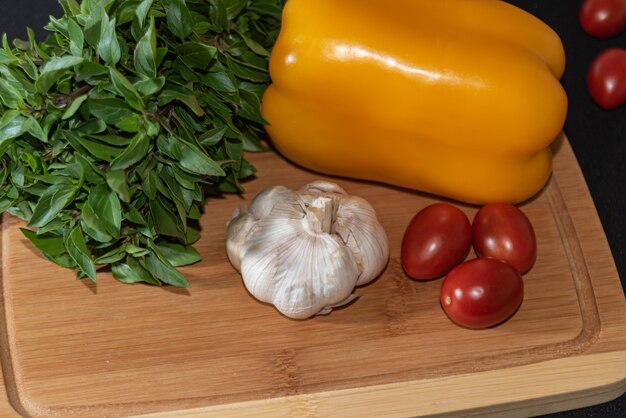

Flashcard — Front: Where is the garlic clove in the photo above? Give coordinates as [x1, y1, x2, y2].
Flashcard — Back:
[334, 195, 390, 286]
[299, 180, 347, 196]
[249, 185, 296, 219]
[225, 210, 257, 272]
[317, 293, 359, 316]
[226, 186, 300, 271]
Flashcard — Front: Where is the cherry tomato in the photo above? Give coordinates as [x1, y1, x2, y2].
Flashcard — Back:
[587, 48, 626, 110]
[472, 203, 536, 274]
[440, 258, 524, 329]
[580, 0, 626, 38]
[401, 203, 471, 280]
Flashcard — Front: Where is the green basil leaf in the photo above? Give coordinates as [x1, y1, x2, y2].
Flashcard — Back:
[223, 0, 248, 19]
[193, 21, 212, 35]
[198, 126, 227, 146]
[184, 225, 200, 245]
[172, 165, 200, 190]
[26, 232, 75, 267]
[68, 18, 84, 56]
[134, 75, 165, 97]
[41, 251, 77, 269]
[112, 256, 159, 284]
[126, 244, 150, 256]
[76, 60, 108, 82]
[145, 245, 189, 287]
[60, 0, 81, 16]
[0, 198, 13, 213]
[82, 2, 106, 47]
[115, 115, 142, 133]
[81, 202, 114, 242]
[83, 183, 122, 240]
[0, 50, 17, 65]
[63, 130, 123, 161]
[89, 97, 134, 125]
[158, 84, 204, 116]
[35, 55, 83, 94]
[141, 169, 160, 200]
[149, 197, 183, 239]
[65, 226, 97, 281]
[213, 0, 229, 30]
[94, 245, 127, 264]
[106, 169, 131, 202]
[0, 65, 30, 97]
[238, 88, 266, 124]
[76, 153, 107, 184]
[187, 203, 201, 220]
[134, 16, 157, 78]
[45, 16, 69, 38]
[20, 228, 67, 257]
[238, 158, 256, 179]
[97, 13, 121, 66]
[154, 240, 200, 267]
[109, 133, 150, 170]
[225, 137, 243, 161]
[161, 165, 194, 209]
[202, 71, 237, 94]
[22, 115, 48, 142]
[88, 133, 132, 147]
[117, 0, 141, 25]
[0, 112, 25, 145]
[0, 78, 24, 108]
[241, 126, 268, 152]
[237, 31, 270, 57]
[62, 94, 88, 120]
[109, 67, 144, 111]
[157, 135, 225, 176]
[175, 42, 217, 69]
[203, 91, 233, 123]
[167, 0, 193, 39]
[28, 183, 77, 228]
[135, 0, 153, 29]
[123, 202, 147, 225]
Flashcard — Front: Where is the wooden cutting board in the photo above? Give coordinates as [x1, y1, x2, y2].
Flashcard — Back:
[1, 133, 625, 418]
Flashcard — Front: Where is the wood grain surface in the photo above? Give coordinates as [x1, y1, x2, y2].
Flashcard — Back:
[0, 134, 625, 417]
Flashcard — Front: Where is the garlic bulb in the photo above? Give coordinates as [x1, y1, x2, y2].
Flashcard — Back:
[226, 181, 389, 319]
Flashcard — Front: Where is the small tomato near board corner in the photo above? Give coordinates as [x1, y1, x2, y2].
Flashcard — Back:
[580, 0, 626, 38]
[472, 203, 537, 274]
[401, 203, 472, 281]
[440, 258, 524, 329]
[587, 48, 626, 110]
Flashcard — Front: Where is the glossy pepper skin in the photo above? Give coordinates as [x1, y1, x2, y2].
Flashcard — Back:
[262, 0, 568, 204]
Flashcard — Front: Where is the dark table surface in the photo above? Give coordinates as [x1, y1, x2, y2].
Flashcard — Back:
[1, 1, 625, 417]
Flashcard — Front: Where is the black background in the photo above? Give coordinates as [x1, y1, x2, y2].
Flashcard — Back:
[1, 1, 625, 417]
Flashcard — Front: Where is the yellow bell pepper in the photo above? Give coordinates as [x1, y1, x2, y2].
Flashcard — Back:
[261, 0, 568, 204]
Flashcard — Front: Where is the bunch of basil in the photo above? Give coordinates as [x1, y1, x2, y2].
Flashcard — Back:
[0, 0, 284, 287]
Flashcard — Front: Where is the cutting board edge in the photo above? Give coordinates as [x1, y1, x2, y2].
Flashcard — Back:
[133, 350, 626, 418]
[0, 215, 29, 418]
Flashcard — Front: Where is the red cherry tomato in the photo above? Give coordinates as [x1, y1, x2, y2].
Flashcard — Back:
[587, 48, 626, 110]
[472, 203, 536, 274]
[401, 203, 471, 280]
[580, 0, 626, 38]
[440, 258, 524, 329]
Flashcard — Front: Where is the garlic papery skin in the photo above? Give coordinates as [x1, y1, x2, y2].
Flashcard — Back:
[225, 186, 298, 271]
[226, 182, 389, 319]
